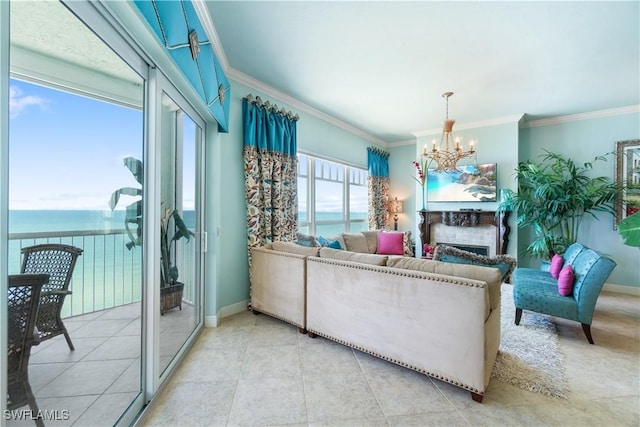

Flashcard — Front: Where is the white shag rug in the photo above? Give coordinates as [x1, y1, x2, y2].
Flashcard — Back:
[492, 284, 569, 398]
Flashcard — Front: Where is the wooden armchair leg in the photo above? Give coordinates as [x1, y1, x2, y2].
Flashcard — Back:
[582, 323, 595, 345]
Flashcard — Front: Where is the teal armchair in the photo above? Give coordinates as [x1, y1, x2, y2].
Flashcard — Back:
[512, 243, 616, 344]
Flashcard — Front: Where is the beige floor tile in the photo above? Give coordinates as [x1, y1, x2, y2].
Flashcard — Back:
[36, 359, 132, 398]
[143, 380, 237, 427]
[73, 392, 139, 427]
[174, 346, 245, 383]
[241, 344, 302, 379]
[303, 372, 384, 423]
[299, 335, 361, 376]
[386, 411, 468, 426]
[227, 376, 307, 426]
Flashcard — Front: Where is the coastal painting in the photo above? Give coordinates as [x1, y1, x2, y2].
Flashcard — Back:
[427, 163, 497, 202]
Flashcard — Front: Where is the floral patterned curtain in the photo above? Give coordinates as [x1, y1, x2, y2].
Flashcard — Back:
[367, 147, 390, 230]
[243, 95, 299, 260]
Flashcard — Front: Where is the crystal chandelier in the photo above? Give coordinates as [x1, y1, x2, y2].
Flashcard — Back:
[423, 92, 477, 173]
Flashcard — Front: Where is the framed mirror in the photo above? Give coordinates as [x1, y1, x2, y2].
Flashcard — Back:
[615, 139, 640, 226]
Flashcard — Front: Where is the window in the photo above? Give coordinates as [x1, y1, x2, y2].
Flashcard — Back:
[298, 153, 368, 236]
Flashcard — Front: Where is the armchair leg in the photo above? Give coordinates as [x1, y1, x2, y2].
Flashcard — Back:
[515, 308, 523, 325]
[581, 323, 595, 345]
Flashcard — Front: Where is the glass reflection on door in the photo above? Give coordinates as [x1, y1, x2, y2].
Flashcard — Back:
[159, 92, 201, 373]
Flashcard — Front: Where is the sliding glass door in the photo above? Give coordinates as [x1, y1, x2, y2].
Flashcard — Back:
[155, 80, 205, 381]
[4, 1, 149, 425]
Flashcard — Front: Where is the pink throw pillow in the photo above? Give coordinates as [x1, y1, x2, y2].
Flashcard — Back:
[377, 232, 404, 255]
[550, 253, 564, 279]
[558, 265, 575, 296]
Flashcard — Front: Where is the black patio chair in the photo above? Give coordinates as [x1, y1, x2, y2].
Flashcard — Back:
[8, 273, 49, 427]
[20, 244, 83, 351]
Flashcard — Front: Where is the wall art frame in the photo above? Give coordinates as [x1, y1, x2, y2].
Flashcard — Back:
[615, 139, 640, 227]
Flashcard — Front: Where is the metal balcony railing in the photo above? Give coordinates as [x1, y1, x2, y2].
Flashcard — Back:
[9, 229, 196, 318]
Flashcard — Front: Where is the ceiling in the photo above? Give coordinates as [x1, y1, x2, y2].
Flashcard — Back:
[204, 1, 640, 144]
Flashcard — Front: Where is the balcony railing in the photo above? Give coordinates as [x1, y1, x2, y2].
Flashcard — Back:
[9, 229, 196, 318]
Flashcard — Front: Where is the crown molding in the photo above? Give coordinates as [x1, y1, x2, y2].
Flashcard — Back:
[522, 105, 640, 128]
[192, 0, 230, 71]
[412, 114, 525, 137]
[228, 68, 387, 146]
[387, 138, 416, 148]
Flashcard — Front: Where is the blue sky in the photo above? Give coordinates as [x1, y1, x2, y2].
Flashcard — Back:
[9, 78, 144, 210]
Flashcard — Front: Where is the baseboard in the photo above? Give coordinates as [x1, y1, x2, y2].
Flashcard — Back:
[205, 299, 250, 328]
[603, 283, 640, 297]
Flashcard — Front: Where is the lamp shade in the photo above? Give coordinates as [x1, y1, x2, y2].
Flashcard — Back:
[388, 197, 404, 214]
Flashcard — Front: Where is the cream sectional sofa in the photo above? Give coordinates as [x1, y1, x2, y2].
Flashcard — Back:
[249, 233, 502, 402]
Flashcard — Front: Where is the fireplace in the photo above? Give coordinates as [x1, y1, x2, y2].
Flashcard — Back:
[419, 210, 511, 257]
[439, 243, 489, 256]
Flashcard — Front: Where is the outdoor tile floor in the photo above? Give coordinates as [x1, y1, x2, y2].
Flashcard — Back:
[7, 302, 196, 427]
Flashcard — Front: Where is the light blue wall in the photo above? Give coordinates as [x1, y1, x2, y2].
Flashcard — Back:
[212, 79, 380, 314]
[388, 144, 417, 235]
[519, 111, 640, 288]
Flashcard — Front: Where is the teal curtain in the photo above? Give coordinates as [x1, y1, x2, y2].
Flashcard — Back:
[367, 147, 390, 230]
[243, 96, 299, 256]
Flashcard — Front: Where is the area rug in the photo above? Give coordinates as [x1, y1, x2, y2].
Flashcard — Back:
[492, 284, 569, 398]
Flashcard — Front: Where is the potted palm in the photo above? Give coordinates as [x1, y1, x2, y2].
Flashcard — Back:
[498, 150, 620, 259]
[109, 156, 194, 314]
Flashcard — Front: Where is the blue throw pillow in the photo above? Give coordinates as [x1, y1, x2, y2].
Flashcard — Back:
[318, 236, 343, 250]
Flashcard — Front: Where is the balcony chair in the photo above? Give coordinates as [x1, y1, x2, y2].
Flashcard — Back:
[8, 273, 49, 427]
[20, 244, 83, 351]
[513, 242, 616, 344]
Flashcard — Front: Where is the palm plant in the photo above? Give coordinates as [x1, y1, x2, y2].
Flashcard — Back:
[499, 150, 620, 259]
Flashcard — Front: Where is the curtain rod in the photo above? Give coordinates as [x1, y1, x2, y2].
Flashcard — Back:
[244, 93, 300, 121]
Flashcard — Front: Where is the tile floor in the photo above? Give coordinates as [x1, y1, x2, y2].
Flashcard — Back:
[141, 288, 640, 427]
[7, 302, 196, 427]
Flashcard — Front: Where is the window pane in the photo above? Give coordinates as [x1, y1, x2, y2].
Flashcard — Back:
[298, 154, 307, 176]
[298, 176, 307, 222]
[349, 221, 368, 232]
[315, 180, 343, 218]
[316, 223, 345, 236]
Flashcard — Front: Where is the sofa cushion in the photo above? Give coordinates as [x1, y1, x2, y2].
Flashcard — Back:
[558, 264, 575, 296]
[386, 256, 502, 312]
[271, 241, 319, 257]
[550, 253, 564, 279]
[362, 231, 379, 254]
[377, 231, 405, 255]
[319, 247, 388, 266]
[433, 244, 517, 283]
[341, 233, 370, 253]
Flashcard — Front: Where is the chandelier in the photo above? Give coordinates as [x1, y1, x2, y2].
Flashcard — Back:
[422, 92, 476, 173]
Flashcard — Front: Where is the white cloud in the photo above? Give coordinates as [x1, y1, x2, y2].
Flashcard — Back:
[9, 85, 48, 119]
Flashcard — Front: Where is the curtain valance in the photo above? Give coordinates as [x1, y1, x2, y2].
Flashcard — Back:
[242, 95, 298, 156]
[368, 147, 390, 177]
